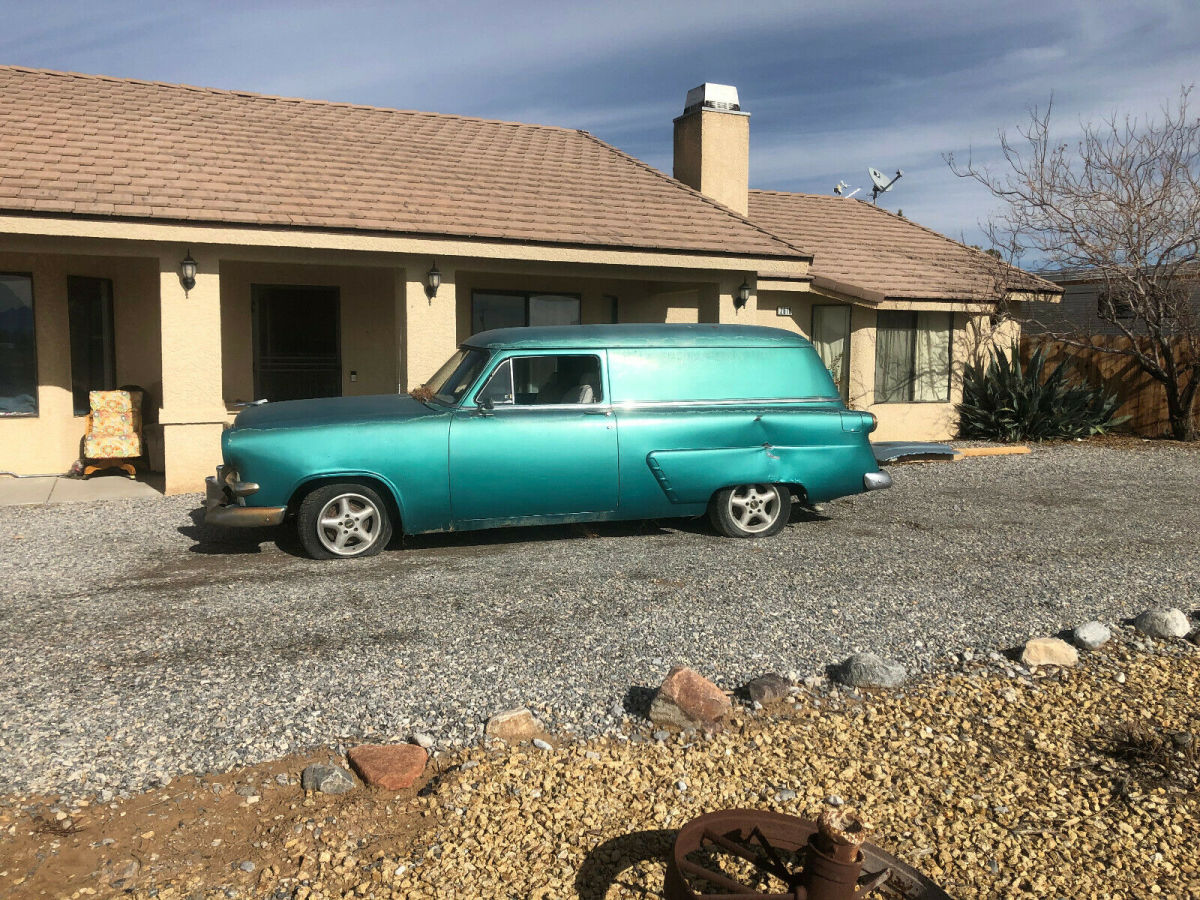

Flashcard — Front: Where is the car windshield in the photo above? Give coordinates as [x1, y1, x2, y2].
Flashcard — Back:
[423, 348, 489, 406]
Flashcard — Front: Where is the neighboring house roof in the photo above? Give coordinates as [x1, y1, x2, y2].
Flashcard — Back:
[0, 66, 806, 260]
[748, 190, 1059, 302]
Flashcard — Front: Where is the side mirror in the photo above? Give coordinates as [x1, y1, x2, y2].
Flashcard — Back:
[477, 396, 494, 416]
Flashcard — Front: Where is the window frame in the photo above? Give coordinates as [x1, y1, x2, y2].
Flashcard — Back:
[810, 303, 852, 403]
[470, 290, 582, 334]
[873, 309, 954, 404]
[0, 271, 38, 418]
[471, 352, 605, 408]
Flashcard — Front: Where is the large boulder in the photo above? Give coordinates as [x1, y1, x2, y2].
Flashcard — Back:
[484, 707, 543, 742]
[649, 666, 732, 731]
[347, 744, 428, 791]
[1021, 637, 1079, 668]
[1071, 621, 1112, 651]
[1134, 607, 1192, 640]
[833, 653, 907, 689]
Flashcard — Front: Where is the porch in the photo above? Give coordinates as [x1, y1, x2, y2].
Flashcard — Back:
[0, 237, 754, 493]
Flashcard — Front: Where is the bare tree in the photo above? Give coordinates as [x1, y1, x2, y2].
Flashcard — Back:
[947, 87, 1200, 440]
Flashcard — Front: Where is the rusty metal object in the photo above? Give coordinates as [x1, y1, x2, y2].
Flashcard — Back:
[664, 809, 951, 900]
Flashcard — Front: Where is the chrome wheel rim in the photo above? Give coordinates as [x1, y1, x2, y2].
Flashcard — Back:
[728, 484, 782, 534]
[316, 493, 382, 556]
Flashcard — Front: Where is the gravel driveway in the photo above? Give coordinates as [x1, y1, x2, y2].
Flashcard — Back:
[1, 442, 1197, 798]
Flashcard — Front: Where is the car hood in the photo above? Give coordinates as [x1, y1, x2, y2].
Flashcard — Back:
[230, 394, 444, 431]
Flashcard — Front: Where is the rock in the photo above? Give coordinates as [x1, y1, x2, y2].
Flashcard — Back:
[833, 653, 907, 689]
[106, 858, 140, 884]
[652, 730, 670, 742]
[1072, 621, 1112, 650]
[532, 738, 552, 751]
[1020, 637, 1079, 668]
[776, 789, 797, 802]
[648, 667, 732, 731]
[239, 861, 255, 873]
[234, 785, 258, 798]
[347, 744, 428, 791]
[1134, 607, 1192, 640]
[411, 732, 435, 750]
[484, 708, 543, 742]
[675, 779, 688, 791]
[743, 673, 792, 704]
[300, 764, 355, 795]
[825, 794, 844, 807]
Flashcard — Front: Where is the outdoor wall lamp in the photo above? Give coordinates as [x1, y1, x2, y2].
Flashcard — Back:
[735, 278, 751, 310]
[179, 250, 198, 296]
[426, 262, 442, 299]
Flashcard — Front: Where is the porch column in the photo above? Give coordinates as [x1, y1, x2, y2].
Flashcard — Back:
[397, 262, 457, 391]
[699, 275, 756, 323]
[158, 248, 226, 495]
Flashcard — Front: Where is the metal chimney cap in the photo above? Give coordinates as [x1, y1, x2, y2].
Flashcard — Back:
[683, 83, 742, 115]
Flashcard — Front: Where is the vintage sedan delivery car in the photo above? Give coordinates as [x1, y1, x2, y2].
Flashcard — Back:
[206, 324, 891, 559]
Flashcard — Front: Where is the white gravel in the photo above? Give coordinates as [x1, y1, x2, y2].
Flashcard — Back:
[1, 442, 1197, 798]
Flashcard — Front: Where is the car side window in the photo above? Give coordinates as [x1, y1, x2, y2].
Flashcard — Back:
[477, 359, 515, 406]
[476, 355, 603, 406]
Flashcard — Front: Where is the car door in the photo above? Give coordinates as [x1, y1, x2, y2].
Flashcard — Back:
[448, 352, 618, 524]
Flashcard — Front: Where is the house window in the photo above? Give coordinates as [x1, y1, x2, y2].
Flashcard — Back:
[812, 304, 851, 402]
[874, 310, 952, 403]
[0, 272, 37, 417]
[471, 291, 581, 333]
[68, 276, 116, 416]
[1097, 290, 1135, 320]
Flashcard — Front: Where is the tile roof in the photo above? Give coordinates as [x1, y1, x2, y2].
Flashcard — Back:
[748, 190, 1059, 301]
[0, 66, 805, 260]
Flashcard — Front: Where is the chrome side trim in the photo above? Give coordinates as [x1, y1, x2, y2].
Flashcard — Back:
[863, 471, 893, 491]
[614, 397, 838, 409]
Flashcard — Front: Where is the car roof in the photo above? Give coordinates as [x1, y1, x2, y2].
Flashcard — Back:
[463, 323, 814, 351]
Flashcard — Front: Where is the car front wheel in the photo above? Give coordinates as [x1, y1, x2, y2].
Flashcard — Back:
[709, 483, 791, 538]
[297, 483, 393, 559]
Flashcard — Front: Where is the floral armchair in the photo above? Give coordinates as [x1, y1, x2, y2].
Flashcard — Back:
[83, 389, 143, 478]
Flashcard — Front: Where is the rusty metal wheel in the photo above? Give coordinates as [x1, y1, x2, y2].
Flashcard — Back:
[664, 809, 951, 900]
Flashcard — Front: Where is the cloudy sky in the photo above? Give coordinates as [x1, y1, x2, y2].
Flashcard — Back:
[1, 0, 1196, 250]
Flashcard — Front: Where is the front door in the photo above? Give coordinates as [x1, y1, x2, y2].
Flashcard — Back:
[448, 353, 618, 523]
[252, 285, 341, 401]
[812, 304, 851, 402]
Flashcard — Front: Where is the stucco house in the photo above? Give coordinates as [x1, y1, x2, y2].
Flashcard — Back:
[0, 68, 1057, 493]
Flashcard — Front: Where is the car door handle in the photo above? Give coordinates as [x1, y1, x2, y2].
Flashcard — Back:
[584, 408, 612, 416]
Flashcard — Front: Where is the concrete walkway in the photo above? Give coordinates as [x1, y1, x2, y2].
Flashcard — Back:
[0, 474, 164, 506]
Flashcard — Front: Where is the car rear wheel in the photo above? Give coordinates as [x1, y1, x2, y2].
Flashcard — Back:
[709, 483, 791, 538]
[298, 483, 393, 559]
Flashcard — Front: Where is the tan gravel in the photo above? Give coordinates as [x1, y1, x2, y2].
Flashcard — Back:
[2, 636, 1197, 899]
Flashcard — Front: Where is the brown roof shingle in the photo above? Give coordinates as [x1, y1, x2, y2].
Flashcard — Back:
[748, 190, 1058, 301]
[0, 66, 805, 260]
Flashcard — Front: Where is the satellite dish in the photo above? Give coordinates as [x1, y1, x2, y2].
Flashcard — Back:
[868, 167, 903, 203]
[833, 180, 861, 199]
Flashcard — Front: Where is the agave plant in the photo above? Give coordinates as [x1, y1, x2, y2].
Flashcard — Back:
[957, 344, 1128, 442]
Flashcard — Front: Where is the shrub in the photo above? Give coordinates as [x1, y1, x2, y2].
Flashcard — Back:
[958, 344, 1128, 441]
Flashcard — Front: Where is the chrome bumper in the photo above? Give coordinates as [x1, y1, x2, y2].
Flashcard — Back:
[863, 470, 893, 491]
[204, 467, 287, 528]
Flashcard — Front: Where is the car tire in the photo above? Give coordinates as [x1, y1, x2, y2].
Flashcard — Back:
[708, 483, 791, 539]
[297, 483, 393, 560]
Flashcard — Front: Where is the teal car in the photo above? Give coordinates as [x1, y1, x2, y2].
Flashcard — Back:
[205, 324, 891, 559]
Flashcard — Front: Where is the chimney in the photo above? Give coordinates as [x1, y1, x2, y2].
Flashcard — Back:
[673, 83, 750, 216]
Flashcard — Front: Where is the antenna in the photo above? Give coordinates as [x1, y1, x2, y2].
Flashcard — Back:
[868, 167, 903, 203]
[833, 180, 861, 199]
